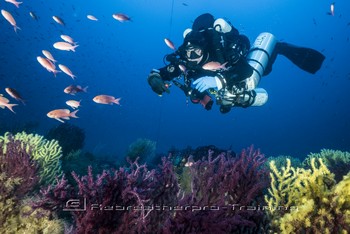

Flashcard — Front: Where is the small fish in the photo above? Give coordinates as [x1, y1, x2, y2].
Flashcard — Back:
[327, 2, 335, 16]
[66, 100, 81, 109]
[112, 13, 132, 22]
[164, 38, 176, 50]
[58, 64, 76, 80]
[178, 64, 187, 73]
[202, 61, 228, 71]
[42, 50, 57, 63]
[60, 35, 76, 45]
[29, 11, 38, 20]
[87, 15, 98, 21]
[1, 9, 20, 32]
[52, 16, 65, 25]
[184, 156, 194, 167]
[5, 0, 22, 8]
[5, 87, 25, 105]
[53, 42, 79, 52]
[182, 3, 188, 6]
[64, 85, 88, 95]
[0, 95, 18, 113]
[93, 95, 121, 105]
[330, 2, 335, 16]
[37, 56, 60, 76]
[46, 58, 57, 70]
[47, 109, 78, 123]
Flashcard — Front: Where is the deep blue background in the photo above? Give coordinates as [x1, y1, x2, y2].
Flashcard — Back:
[0, 0, 349, 160]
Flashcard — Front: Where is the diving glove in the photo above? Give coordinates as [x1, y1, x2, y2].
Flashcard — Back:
[147, 72, 170, 96]
[193, 76, 222, 92]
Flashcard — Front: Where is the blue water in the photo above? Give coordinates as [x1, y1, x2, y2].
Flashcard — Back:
[0, 0, 349, 160]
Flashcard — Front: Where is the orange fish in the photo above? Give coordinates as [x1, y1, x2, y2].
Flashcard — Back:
[87, 15, 98, 21]
[184, 156, 194, 167]
[37, 56, 60, 76]
[112, 13, 132, 22]
[164, 38, 176, 50]
[58, 64, 76, 80]
[53, 42, 79, 52]
[202, 61, 228, 71]
[42, 50, 57, 63]
[0, 95, 18, 113]
[47, 109, 78, 123]
[1, 9, 20, 32]
[93, 95, 121, 105]
[184, 161, 194, 167]
[178, 64, 187, 73]
[66, 100, 81, 109]
[5, 0, 22, 8]
[330, 2, 335, 16]
[64, 85, 88, 95]
[60, 35, 76, 45]
[52, 16, 65, 25]
[5, 87, 25, 105]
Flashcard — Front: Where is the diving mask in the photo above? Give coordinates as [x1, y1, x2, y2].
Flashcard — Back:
[185, 44, 204, 63]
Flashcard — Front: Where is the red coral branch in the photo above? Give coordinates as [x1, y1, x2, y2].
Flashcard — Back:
[164, 145, 269, 233]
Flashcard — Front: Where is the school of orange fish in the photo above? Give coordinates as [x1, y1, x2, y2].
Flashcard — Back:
[1, 1, 337, 123]
[0, 1, 131, 123]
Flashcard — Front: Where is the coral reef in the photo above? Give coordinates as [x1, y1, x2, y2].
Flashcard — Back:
[265, 154, 301, 170]
[34, 146, 270, 233]
[332, 172, 350, 228]
[0, 135, 63, 232]
[168, 145, 235, 168]
[0, 135, 40, 198]
[303, 148, 350, 182]
[165, 146, 270, 233]
[266, 157, 350, 233]
[2, 203, 65, 233]
[0, 132, 63, 185]
[187, 145, 235, 162]
[34, 157, 178, 234]
[62, 150, 118, 185]
[126, 138, 156, 163]
[5, 139, 347, 233]
[168, 144, 236, 183]
[264, 158, 298, 221]
[176, 166, 192, 194]
[46, 123, 85, 156]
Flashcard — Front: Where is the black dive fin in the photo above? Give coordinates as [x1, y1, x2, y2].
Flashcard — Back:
[275, 42, 325, 74]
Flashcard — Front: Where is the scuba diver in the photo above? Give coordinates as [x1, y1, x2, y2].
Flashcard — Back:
[147, 13, 325, 114]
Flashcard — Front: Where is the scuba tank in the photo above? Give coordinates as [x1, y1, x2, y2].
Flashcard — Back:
[214, 18, 233, 33]
[216, 32, 276, 112]
[245, 32, 277, 90]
